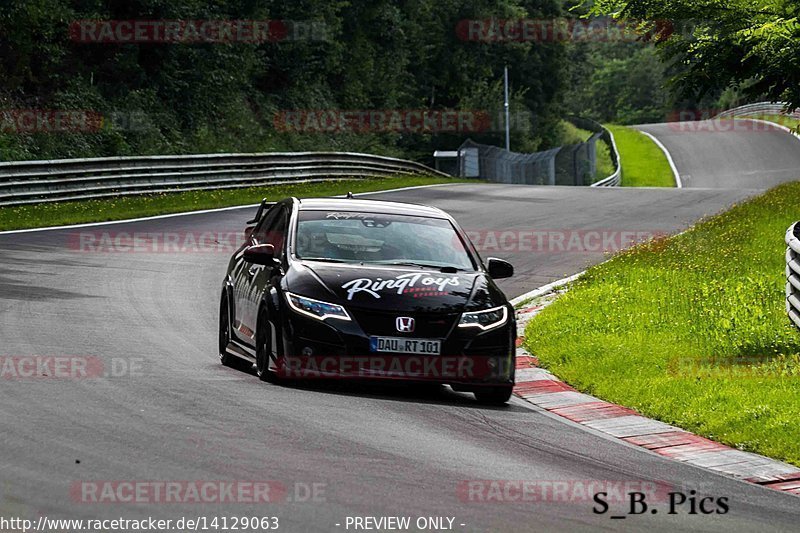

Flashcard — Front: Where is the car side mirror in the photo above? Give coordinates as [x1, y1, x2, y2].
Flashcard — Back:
[487, 257, 513, 279]
[243, 244, 276, 266]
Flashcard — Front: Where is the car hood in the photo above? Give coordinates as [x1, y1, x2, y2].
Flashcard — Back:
[286, 262, 503, 313]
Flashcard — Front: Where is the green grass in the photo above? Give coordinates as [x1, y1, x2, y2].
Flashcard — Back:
[558, 120, 593, 145]
[606, 125, 675, 187]
[524, 182, 800, 465]
[0, 176, 458, 231]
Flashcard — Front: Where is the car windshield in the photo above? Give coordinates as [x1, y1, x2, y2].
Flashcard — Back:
[295, 210, 475, 270]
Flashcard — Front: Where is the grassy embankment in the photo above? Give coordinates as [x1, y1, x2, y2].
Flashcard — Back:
[524, 182, 800, 465]
[605, 125, 675, 187]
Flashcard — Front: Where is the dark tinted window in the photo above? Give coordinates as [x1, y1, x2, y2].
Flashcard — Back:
[255, 207, 289, 258]
[295, 210, 474, 270]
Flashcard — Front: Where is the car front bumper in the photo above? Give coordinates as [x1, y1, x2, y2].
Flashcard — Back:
[276, 309, 515, 386]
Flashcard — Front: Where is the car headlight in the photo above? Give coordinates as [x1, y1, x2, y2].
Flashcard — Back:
[286, 292, 351, 321]
[458, 305, 508, 331]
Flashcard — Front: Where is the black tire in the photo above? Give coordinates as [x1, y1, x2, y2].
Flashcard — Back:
[412, 382, 443, 395]
[219, 292, 251, 371]
[474, 386, 513, 405]
[256, 309, 279, 382]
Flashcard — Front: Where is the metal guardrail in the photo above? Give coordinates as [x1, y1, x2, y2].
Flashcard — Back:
[713, 101, 800, 142]
[456, 139, 560, 185]
[452, 117, 621, 187]
[0, 152, 449, 206]
[786, 222, 800, 329]
[715, 102, 799, 119]
[567, 117, 620, 187]
[591, 126, 621, 187]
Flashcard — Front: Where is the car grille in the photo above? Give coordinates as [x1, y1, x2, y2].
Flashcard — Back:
[349, 309, 459, 338]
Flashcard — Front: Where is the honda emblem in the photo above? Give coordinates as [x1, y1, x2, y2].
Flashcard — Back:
[396, 317, 415, 333]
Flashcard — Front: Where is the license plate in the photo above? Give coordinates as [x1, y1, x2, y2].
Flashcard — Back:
[369, 336, 441, 355]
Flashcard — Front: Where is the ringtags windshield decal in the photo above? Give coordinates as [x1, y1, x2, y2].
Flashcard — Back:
[326, 212, 372, 220]
[341, 272, 460, 300]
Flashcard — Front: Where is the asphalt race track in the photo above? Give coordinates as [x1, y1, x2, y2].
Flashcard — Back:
[367, 185, 755, 295]
[637, 119, 800, 189]
[1, 124, 799, 531]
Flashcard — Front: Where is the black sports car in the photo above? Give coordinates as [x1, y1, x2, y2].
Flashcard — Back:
[219, 196, 516, 404]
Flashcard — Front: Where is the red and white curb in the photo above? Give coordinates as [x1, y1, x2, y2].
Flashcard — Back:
[513, 300, 800, 497]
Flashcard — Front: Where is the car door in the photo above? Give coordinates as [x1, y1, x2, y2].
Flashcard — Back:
[231, 206, 281, 345]
[233, 205, 289, 346]
[249, 206, 289, 344]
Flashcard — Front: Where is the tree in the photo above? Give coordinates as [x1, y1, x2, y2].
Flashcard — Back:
[0, 0, 567, 160]
[590, 0, 800, 111]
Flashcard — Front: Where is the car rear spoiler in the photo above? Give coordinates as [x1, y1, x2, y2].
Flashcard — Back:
[247, 198, 276, 225]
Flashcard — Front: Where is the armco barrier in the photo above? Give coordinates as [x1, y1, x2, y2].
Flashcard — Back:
[715, 102, 799, 120]
[0, 152, 449, 207]
[786, 221, 800, 329]
[567, 117, 620, 187]
[455, 117, 621, 187]
[590, 126, 621, 187]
